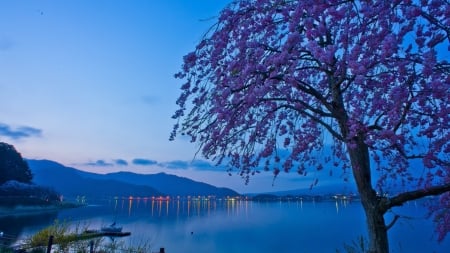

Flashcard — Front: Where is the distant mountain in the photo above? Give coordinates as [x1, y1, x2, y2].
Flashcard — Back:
[256, 183, 358, 197]
[28, 159, 162, 199]
[27, 159, 239, 199]
[96, 171, 239, 197]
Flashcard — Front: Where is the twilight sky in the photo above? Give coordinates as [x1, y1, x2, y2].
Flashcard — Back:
[0, 1, 355, 194]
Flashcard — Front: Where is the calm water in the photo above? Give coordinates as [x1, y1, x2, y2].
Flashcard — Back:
[1, 198, 449, 253]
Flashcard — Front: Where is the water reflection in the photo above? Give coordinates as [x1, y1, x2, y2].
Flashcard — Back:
[110, 196, 252, 219]
[107, 195, 355, 222]
[117, 195, 357, 219]
[4, 197, 450, 253]
[0, 211, 58, 243]
[333, 194, 351, 213]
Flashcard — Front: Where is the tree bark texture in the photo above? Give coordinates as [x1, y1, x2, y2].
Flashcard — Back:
[348, 137, 389, 253]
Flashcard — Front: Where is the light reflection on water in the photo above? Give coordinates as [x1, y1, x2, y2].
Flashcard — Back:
[2, 198, 450, 253]
[111, 196, 253, 220]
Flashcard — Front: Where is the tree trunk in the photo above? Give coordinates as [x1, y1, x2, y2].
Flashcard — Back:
[333, 81, 390, 252]
[361, 196, 389, 253]
[347, 137, 389, 253]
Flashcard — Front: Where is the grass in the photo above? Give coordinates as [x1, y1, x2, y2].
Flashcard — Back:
[336, 235, 369, 253]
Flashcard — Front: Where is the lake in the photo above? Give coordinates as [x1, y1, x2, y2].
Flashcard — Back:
[1, 197, 449, 253]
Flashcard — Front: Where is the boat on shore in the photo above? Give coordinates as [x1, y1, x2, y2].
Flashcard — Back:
[100, 222, 122, 233]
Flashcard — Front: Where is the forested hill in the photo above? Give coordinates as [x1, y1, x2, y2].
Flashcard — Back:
[97, 171, 239, 197]
[27, 159, 239, 199]
[28, 159, 161, 199]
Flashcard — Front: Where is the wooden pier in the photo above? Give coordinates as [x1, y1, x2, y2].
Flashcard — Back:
[82, 229, 131, 238]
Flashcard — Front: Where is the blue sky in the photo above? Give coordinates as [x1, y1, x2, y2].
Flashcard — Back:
[0, 0, 355, 194]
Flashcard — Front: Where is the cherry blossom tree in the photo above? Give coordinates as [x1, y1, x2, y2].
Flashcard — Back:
[172, 1, 449, 252]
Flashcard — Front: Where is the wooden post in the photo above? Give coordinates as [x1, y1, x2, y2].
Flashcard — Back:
[46, 235, 54, 253]
[89, 240, 94, 253]
[159, 247, 165, 253]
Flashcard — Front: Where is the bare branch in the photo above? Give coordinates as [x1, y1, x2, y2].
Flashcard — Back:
[381, 183, 450, 212]
[386, 215, 400, 230]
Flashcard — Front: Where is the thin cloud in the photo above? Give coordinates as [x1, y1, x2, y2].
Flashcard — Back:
[190, 159, 216, 171]
[161, 160, 189, 169]
[114, 159, 128, 166]
[0, 123, 42, 140]
[160, 159, 220, 171]
[85, 160, 113, 166]
[132, 158, 157, 166]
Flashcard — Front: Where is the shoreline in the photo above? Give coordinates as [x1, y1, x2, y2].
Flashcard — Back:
[0, 202, 82, 217]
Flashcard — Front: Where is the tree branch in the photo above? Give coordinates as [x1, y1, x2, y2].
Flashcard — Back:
[393, 77, 415, 133]
[278, 104, 344, 141]
[420, 11, 450, 41]
[381, 183, 450, 212]
[386, 215, 400, 230]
